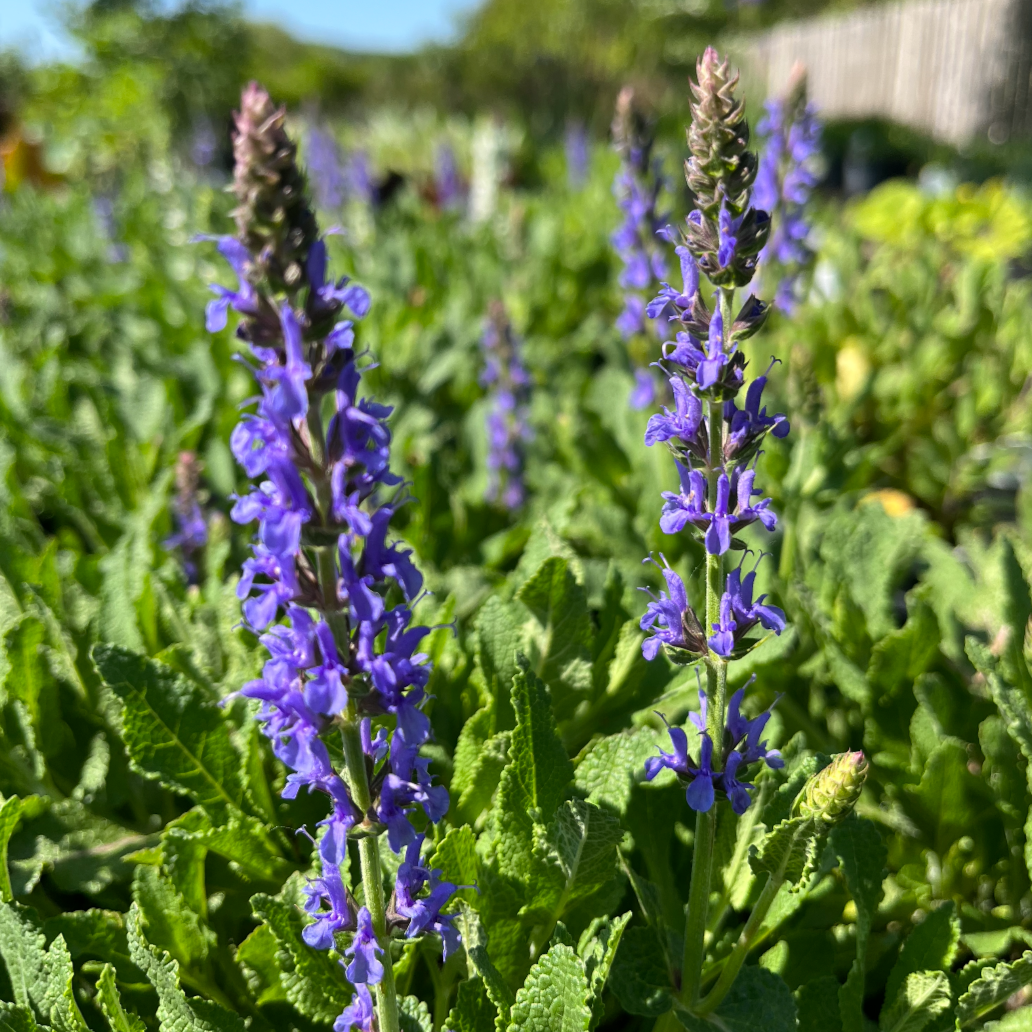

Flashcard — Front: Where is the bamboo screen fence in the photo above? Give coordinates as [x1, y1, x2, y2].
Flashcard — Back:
[738, 0, 1032, 145]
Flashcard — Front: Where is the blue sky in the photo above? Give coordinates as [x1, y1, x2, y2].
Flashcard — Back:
[1, 0, 484, 62]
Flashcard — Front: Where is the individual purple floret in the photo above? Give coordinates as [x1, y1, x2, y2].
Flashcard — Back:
[480, 301, 532, 510]
[435, 142, 464, 210]
[205, 82, 457, 1032]
[754, 65, 822, 311]
[639, 555, 708, 660]
[707, 558, 786, 657]
[611, 86, 670, 409]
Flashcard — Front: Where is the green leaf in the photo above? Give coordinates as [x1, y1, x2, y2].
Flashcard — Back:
[399, 996, 432, 1032]
[92, 644, 246, 825]
[445, 979, 498, 1032]
[37, 935, 88, 1032]
[678, 967, 796, 1032]
[884, 902, 960, 1010]
[577, 913, 631, 1029]
[878, 971, 951, 1032]
[132, 865, 214, 973]
[967, 639, 1032, 763]
[505, 943, 592, 1032]
[0, 1005, 44, 1032]
[95, 964, 146, 1032]
[43, 910, 142, 984]
[748, 815, 824, 887]
[454, 725, 510, 826]
[957, 951, 1032, 1028]
[235, 923, 286, 1006]
[474, 597, 526, 731]
[456, 902, 515, 1030]
[868, 595, 940, 695]
[126, 902, 244, 1032]
[514, 558, 593, 716]
[573, 729, 659, 816]
[607, 925, 674, 1018]
[0, 796, 25, 902]
[250, 882, 353, 1024]
[430, 826, 479, 905]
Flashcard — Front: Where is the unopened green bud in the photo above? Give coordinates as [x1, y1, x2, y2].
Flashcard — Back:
[798, 751, 868, 824]
[685, 47, 757, 218]
[231, 82, 317, 300]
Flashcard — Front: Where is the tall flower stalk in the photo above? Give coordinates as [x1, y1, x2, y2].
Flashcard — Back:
[753, 63, 822, 312]
[639, 48, 790, 1011]
[611, 86, 670, 409]
[202, 83, 457, 1032]
[480, 300, 532, 510]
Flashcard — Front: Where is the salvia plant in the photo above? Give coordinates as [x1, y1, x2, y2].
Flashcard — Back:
[611, 85, 670, 410]
[479, 300, 532, 510]
[752, 64, 822, 312]
[201, 83, 457, 1032]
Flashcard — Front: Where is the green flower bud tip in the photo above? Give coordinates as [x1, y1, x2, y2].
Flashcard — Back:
[798, 750, 868, 824]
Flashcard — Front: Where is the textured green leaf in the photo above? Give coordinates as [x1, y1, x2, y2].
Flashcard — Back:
[505, 943, 592, 1032]
[235, 923, 286, 1006]
[250, 883, 353, 1024]
[984, 1008, 1032, 1031]
[607, 925, 674, 1018]
[445, 978, 497, 1032]
[37, 935, 88, 1032]
[0, 1005, 44, 1032]
[475, 597, 526, 731]
[430, 826, 479, 904]
[515, 558, 593, 715]
[126, 903, 245, 1032]
[399, 996, 432, 1032]
[749, 815, 824, 886]
[456, 902, 515, 1029]
[95, 964, 146, 1032]
[884, 902, 960, 1009]
[531, 799, 622, 916]
[573, 729, 659, 815]
[678, 967, 796, 1032]
[957, 952, 1032, 1028]
[578, 912, 631, 1029]
[455, 726, 510, 825]
[44, 909, 141, 984]
[967, 639, 1032, 763]
[868, 596, 940, 695]
[133, 865, 214, 973]
[0, 902, 47, 1012]
[0, 796, 25, 902]
[92, 644, 246, 824]
[878, 970, 951, 1032]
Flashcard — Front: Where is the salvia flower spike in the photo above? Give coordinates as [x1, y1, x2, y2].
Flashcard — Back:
[638, 48, 790, 1010]
[203, 82, 457, 1032]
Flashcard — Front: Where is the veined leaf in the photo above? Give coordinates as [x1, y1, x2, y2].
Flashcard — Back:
[748, 815, 823, 887]
[92, 644, 247, 825]
[95, 964, 145, 1032]
[430, 825, 479, 905]
[0, 796, 26, 902]
[126, 903, 244, 1032]
[883, 902, 959, 1009]
[578, 912, 631, 1029]
[608, 925, 674, 1018]
[399, 996, 432, 1032]
[0, 1004, 44, 1032]
[677, 966, 796, 1032]
[445, 978, 497, 1032]
[456, 902, 515, 1031]
[878, 970, 951, 1032]
[505, 943, 592, 1032]
[957, 951, 1032, 1028]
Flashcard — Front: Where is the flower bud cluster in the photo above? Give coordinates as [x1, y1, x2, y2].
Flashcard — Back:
[480, 301, 532, 510]
[753, 66, 822, 312]
[798, 751, 869, 823]
[610, 87, 670, 409]
[204, 83, 458, 1032]
[637, 49, 791, 816]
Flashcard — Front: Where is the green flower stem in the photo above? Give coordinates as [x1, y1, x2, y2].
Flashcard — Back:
[341, 710, 401, 1032]
[696, 864, 783, 1014]
[679, 804, 717, 1006]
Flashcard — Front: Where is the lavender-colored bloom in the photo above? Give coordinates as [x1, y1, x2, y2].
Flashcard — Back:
[686, 734, 716, 812]
[639, 555, 707, 659]
[164, 451, 207, 583]
[644, 714, 692, 779]
[480, 303, 531, 510]
[334, 985, 375, 1032]
[720, 751, 753, 814]
[645, 378, 703, 448]
[307, 126, 347, 211]
[723, 362, 789, 461]
[708, 562, 786, 657]
[629, 367, 655, 409]
[565, 122, 590, 189]
[302, 862, 354, 949]
[435, 143, 464, 210]
[707, 591, 737, 658]
[346, 151, 374, 206]
[344, 908, 384, 985]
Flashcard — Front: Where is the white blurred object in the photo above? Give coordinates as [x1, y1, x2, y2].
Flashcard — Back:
[469, 118, 501, 224]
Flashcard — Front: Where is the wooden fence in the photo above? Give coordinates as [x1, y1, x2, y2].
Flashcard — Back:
[737, 0, 1032, 145]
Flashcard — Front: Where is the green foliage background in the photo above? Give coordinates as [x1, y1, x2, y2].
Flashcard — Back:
[2, 4, 1032, 1031]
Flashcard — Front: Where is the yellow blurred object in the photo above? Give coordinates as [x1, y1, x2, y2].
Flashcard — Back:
[1, 127, 63, 192]
[860, 489, 915, 517]
[835, 338, 871, 402]
[849, 178, 1032, 261]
